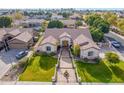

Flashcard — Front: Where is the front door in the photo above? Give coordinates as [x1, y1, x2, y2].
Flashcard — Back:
[62, 40, 68, 47]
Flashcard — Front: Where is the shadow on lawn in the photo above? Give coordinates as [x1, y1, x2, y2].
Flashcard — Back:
[110, 65, 124, 81]
[39, 56, 57, 70]
[78, 62, 112, 83]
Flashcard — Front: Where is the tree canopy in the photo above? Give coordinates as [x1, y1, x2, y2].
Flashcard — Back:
[85, 14, 110, 33]
[90, 27, 104, 42]
[0, 16, 12, 28]
[103, 12, 117, 26]
[48, 20, 64, 28]
[75, 20, 83, 27]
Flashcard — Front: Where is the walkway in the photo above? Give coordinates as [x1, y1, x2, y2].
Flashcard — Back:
[56, 48, 77, 84]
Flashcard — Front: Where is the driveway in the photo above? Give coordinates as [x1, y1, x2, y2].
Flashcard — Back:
[0, 49, 25, 79]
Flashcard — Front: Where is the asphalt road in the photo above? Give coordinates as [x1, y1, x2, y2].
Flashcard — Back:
[105, 31, 124, 57]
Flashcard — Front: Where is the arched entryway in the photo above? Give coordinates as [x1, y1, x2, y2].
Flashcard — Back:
[59, 32, 72, 47]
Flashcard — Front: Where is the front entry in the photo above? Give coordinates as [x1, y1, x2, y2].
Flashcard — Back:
[62, 40, 68, 47]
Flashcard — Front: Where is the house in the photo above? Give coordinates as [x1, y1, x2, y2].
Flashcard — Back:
[0, 28, 35, 51]
[69, 13, 81, 20]
[13, 19, 45, 28]
[37, 27, 100, 59]
[8, 31, 34, 49]
[51, 13, 64, 20]
[60, 20, 76, 28]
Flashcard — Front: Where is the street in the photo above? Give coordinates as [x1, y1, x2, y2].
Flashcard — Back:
[105, 31, 124, 57]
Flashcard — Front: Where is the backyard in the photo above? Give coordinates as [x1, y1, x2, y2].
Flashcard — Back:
[19, 54, 57, 82]
[76, 60, 124, 83]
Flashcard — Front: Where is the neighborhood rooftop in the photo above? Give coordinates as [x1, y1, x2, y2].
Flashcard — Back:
[14, 31, 33, 43]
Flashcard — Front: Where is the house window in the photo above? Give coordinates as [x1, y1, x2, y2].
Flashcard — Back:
[88, 51, 94, 56]
[46, 46, 51, 51]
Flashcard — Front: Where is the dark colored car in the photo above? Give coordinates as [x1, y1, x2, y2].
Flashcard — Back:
[15, 50, 28, 59]
[111, 40, 121, 48]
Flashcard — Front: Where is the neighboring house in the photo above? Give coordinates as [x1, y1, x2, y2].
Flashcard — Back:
[37, 28, 100, 59]
[0, 28, 36, 51]
[13, 19, 45, 28]
[69, 13, 81, 20]
[8, 32, 34, 49]
[60, 20, 76, 28]
[51, 13, 64, 20]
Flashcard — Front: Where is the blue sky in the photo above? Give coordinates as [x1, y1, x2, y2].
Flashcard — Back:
[0, 0, 123, 9]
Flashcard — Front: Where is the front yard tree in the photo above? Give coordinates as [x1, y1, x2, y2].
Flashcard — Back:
[0, 16, 12, 28]
[105, 52, 120, 64]
[48, 20, 64, 28]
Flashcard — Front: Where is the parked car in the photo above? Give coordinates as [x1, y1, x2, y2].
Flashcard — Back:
[15, 50, 28, 59]
[111, 40, 121, 48]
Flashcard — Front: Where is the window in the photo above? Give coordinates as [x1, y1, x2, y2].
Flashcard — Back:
[46, 46, 51, 51]
[88, 51, 94, 56]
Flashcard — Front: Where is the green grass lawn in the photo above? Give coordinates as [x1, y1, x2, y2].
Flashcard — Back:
[19, 55, 57, 82]
[76, 60, 124, 83]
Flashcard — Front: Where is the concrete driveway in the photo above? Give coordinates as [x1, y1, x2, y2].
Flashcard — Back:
[0, 49, 25, 79]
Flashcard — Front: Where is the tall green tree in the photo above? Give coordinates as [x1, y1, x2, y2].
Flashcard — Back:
[0, 16, 12, 28]
[90, 27, 104, 42]
[48, 20, 64, 28]
[85, 14, 110, 33]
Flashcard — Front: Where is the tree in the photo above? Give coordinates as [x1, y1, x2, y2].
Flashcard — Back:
[90, 27, 104, 42]
[117, 19, 124, 31]
[96, 20, 110, 33]
[48, 20, 64, 28]
[62, 12, 70, 18]
[73, 44, 80, 57]
[103, 12, 117, 26]
[12, 11, 24, 20]
[0, 16, 12, 28]
[85, 14, 110, 33]
[85, 14, 101, 26]
[75, 20, 83, 27]
[41, 21, 49, 32]
[105, 52, 120, 63]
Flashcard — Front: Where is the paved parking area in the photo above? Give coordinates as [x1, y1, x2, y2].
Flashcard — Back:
[0, 49, 25, 79]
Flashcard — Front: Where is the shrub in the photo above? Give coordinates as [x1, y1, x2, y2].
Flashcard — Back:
[73, 44, 80, 57]
[105, 52, 120, 63]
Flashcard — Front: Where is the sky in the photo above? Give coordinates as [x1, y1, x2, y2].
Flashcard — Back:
[0, 0, 124, 9]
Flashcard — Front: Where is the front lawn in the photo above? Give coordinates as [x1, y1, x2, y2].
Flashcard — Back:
[19, 55, 57, 82]
[76, 60, 124, 83]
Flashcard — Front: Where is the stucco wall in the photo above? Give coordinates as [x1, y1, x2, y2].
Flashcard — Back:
[37, 43, 57, 53]
[80, 48, 99, 59]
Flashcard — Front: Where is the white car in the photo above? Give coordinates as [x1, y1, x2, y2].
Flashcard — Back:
[111, 41, 121, 48]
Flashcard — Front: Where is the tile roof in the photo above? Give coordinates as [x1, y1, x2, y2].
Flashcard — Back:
[41, 35, 57, 45]
[59, 32, 71, 38]
[8, 29, 21, 36]
[14, 31, 33, 42]
[60, 20, 76, 25]
[44, 27, 92, 40]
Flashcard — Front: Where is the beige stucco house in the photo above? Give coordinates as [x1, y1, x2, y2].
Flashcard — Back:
[37, 27, 100, 59]
[0, 28, 35, 51]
